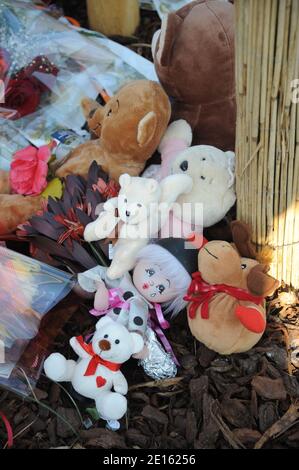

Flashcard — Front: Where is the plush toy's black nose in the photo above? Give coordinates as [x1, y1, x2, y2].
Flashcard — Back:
[126, 210, 130, 217]
[99, 339, 111, 351]
[180, 160, 188, 171]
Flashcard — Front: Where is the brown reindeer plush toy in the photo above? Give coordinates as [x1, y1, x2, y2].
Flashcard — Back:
[185, 222, 279, 354]
[55, 80, 171, 181]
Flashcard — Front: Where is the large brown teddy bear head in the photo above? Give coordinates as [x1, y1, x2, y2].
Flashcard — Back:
[185, 225, 279, 355]
[152, 0, 236, 151]
[55, 80, 171, 181]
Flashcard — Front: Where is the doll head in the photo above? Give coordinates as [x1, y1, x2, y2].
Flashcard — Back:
[133, 238, 197, 316]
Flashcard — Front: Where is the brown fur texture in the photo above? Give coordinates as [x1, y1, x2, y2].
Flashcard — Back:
[54, 80, 171, 181]
[231, 220, 279, 296]
[187, 240, 279, 355]
[0, 171, 43, 234]
[153, 0, 236, 151]
[231, 220, 257, 259]
[0, 170, 10, 194]
[0, 194, 43, 235]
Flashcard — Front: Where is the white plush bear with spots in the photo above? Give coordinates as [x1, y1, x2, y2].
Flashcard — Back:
[44, 316, 144, 425]
[84, 172, 192, 279]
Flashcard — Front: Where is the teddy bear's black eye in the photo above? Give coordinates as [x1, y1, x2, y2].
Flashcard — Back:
[104, 334, 108, 338]
[180, 160, 188, 172]
[124, 198, 127, 203]
[107, 109, 112, 117]
[137, 203, 142, 207]
[202, 157, 206, 161]
[200, 176, 206, 180]
[241, 263, 247, 269]
[115, 339, 120, 344]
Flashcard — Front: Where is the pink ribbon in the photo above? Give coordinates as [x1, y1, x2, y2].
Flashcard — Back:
[90, 288, 130, 317]
[150, 304, 180, 366]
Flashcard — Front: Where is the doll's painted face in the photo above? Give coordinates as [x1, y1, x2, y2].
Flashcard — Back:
[133, 260, 175, 303]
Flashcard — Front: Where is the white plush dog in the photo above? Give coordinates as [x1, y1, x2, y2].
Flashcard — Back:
[44, 316, 144, 422]
[84, 172, 192, 279]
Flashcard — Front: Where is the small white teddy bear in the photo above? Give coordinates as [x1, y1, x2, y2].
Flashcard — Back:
[44, 316, 144, 426]
[84, 172, 192, 279]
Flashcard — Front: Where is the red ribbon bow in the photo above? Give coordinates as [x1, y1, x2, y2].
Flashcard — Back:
[184, 272, 264, 320]
[76, 336, 121, 376]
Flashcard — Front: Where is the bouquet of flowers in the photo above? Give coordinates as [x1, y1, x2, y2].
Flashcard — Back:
[18, 161, 119, 273]
[0, 49, 59, 120]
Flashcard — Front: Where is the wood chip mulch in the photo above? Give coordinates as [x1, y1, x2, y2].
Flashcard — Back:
[1, 0, 299, 450]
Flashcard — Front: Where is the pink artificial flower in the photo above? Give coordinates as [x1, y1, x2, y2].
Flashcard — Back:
[10, 145, 51, 196]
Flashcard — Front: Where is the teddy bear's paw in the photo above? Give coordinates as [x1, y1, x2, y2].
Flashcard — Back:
[84, 212, 118, 241]
[159, 119, 192, 151]
[69, 336, 79, 350]
[95, 212, 119, 239]
[44, 353, 68, 381]
[235, 305, 266, 334]
[113, 384, 128, 395]
[107, 264, 126, 280]
[84, 219, 100, 242]
[103, 200, 117, 213]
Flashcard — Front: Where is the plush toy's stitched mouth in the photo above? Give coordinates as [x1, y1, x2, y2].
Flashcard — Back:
[204, 247, 219, 260]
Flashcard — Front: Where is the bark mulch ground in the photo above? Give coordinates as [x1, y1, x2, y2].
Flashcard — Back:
[1, 0, 299, 450]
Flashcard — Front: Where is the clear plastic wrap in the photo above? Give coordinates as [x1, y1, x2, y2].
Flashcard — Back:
[0, 0, 157, 165]
[0, 245, 74, 395]
[152, 0, 191, 18]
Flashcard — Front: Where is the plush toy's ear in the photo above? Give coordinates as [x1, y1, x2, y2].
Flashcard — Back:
[153, 13, 183, 67]
[130, 332, 144, 355]
[247, 264, 280, 297]
[96, 316, 113, 330]
[119, 173, 131, 189]
[225, 151, 235, 187]
[146, 178, 159, 194]
[231, 220, 257, 259]
[81, 97, 102, 119]
[137, 111, 157, 147]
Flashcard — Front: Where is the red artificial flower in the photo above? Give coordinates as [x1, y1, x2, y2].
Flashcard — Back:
[54, 210, 85, 246]
[10, 145, 51, 196]
[4, 77, 41, 119]
[92, 178, 120, 199]
[2, 55, 59, 119]
[19, 55, 59, 93]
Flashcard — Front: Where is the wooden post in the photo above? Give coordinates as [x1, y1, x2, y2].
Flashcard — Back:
[235, 0, 299, 287]
[86, 0, 140, 37]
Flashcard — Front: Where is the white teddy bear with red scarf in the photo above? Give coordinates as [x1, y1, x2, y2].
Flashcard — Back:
[44, 316, 143, 428]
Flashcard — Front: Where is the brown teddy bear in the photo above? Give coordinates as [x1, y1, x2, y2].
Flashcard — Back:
[0, 192, 43, 235]
[0, 171, 43, 235]
[185, 222, 279, 354]
[152, 0, 236, 151]
[54, 80, 171, 181]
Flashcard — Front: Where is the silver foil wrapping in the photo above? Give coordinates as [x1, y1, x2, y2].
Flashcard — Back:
[139, 327, 177, 380]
